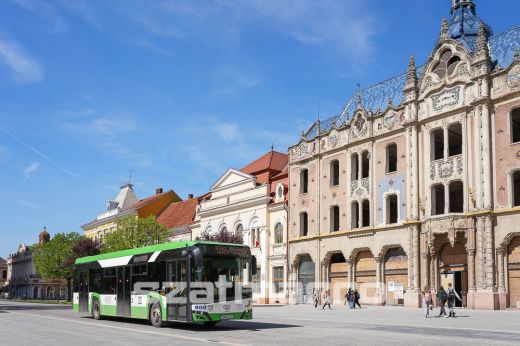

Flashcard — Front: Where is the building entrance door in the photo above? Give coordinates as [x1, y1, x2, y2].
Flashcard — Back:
[78, 270, 89, 312]
[298, 255, 315, 304]
[117, 267, 131, 317]
[440, 271, 464, 307]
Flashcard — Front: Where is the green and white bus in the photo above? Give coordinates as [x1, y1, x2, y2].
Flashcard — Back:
[73, 241, 255, 327]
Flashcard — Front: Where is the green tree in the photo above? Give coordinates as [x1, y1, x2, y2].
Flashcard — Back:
[33, 232, 83, 301]
[101, 215, 171, 253]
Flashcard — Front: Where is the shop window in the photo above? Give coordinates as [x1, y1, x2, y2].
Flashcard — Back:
[362, 200, 370, 227]
[361, 151, 370, 178]
[431, 184, 445, 215]
[387, 194, 398, 224]
[512, 108, 520, 144]
[351, 202, 359, 229]
[300, 212, 308, 237]
[330, 160, 340, 186]
[386, 143, 397, 173]
[449, 181, 464, 213]
[448, 123, 463, 157]
[330, 205, 340, 232]
[431, 128, 444, 161]
[300, 169, 309, 194]
[351, 154, 359, 181]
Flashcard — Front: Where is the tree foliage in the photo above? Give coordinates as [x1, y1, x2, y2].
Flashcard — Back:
[33, 232, 83, 281]
[101, 215, 171, 253]
[64, 237, 101, 268]
[196, 228, 243, 244]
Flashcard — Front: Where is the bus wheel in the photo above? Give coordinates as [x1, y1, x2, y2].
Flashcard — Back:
[149, 303, 163, 328]
[203, 321, 218, 326]
[92, 300, 101, 320]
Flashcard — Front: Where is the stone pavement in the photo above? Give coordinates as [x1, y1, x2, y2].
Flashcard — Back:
[1, 301, 520, 345]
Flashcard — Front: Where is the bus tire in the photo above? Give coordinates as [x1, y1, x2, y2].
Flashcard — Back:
[92, 300, 101, 320]
[149, 302, 163, 328]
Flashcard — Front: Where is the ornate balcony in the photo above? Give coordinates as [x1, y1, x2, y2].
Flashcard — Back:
[429, 154, 463, 184]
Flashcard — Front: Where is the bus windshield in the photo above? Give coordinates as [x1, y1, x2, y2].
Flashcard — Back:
[202, 257, 249, 285]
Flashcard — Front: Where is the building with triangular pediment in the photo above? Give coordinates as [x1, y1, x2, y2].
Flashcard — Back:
[192, 149, 288, 304]
[288, 0, 520, 309]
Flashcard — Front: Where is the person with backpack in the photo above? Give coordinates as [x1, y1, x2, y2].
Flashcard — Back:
[447, 283, 462, 317]
[437, 285, 448, 317]
[354, 289, 361, 308]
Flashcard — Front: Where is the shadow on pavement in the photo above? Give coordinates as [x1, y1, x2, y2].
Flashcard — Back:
[0, 303, 71, 311]
[82, 315, 301, 331]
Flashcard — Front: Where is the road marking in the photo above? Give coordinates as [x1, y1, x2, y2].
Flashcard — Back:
[255, 315, 520, 336]
[7, 311, 244, 346]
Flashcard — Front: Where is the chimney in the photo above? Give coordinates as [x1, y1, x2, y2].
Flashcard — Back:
[188, 194, 194, 199]
[156, 188, 163, 195]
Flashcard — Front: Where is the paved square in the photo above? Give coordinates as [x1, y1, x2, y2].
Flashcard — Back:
[2, 301, 520, 345]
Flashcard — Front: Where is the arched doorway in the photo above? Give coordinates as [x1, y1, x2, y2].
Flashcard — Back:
[384, 247, 408, 305]
[439, 242, 468, 307]
[46, 286, 55, 300]
[508, 236, 520, 308]
[329, 252, 347, 304]
[298, 255, 315, 304]
[355, 250, 377, 303]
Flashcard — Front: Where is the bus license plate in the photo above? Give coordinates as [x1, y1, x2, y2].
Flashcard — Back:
[221, 314, 233, 320]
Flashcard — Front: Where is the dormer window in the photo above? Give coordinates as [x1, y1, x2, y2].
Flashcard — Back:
[433, 50, 461, 78]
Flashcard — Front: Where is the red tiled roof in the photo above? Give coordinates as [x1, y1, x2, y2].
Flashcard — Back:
[240, 150, 288, 184]
[157, 197, 199, 229]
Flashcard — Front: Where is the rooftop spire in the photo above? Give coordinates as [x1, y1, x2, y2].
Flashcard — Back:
[451, 0, 475, 14]
[440, 17, 449, 39]
[476, 22, 489, 55]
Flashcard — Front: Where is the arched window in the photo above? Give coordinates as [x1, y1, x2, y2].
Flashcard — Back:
[220, 226, 228, 233]
[362, 200, 370, 227]
[387, 194, 398, 224]
[449, 181, 464, 213]
[330, 160, 340, 186]
[386, 143, 397, 173]
[300, 169, 309, 194]
[235, 224, 243, 236]
[330, 205, 340, 232]
[431, 184, 445, 215]
[448, 123, 463, 157]
[431, 128, 444, 161]
[433, 50, 461, 78]
[513, 171, 520, 207]
[300, 212, 308, 236]
[274, 223, 284, 244]
[351, 154, 359, 181]
[361, 152, 370, 178]
[351, 202, 359, 229]
[512, 108, 520, 144]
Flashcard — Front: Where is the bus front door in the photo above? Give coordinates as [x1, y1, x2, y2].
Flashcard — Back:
[167, 260, 190, 322]
[117, 266, 131, 317]
[78, 270, 89, 313]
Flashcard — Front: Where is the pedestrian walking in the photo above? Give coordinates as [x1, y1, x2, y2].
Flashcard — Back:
[354, 289, 361, 308]
[322, 290, 331, 309]
[346, 288, 353, 309]
[447, 283, 462, 318]
[313, 289, 320, 310]
[422, 286, 433, 318]
[437, 286, 448, 317]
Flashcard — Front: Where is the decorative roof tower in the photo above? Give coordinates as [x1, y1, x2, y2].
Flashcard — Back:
[449, 0, 492, 40]
[39, 226, 50, 244]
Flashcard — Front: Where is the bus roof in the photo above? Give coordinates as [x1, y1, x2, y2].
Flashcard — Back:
[75, 241, 247, 265]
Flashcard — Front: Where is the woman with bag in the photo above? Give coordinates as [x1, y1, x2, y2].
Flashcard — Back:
[422, 286, 433, 318]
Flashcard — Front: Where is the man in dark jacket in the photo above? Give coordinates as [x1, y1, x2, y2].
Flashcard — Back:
[437, 286, 448, 317]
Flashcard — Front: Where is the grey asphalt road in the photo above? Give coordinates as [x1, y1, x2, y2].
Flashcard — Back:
[1, 301, 520, 346]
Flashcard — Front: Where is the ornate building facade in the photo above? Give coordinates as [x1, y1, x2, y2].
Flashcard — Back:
[192, 149, 289, 304]
[287, 0, 520, 309]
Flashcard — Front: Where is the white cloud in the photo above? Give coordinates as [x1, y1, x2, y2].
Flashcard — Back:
[23, 161, 41, 182]
[209, 64, 260, 97]
[56, 108, 137, 138]
[0, 37, 44, 82]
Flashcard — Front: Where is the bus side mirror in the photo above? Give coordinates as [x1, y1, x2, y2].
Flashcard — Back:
[251, 256, 257, 275]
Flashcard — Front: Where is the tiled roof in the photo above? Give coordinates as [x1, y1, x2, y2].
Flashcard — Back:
[240, 150, 288, 184]
[304, 24, 520, 140]
[157, 197, 199, 229]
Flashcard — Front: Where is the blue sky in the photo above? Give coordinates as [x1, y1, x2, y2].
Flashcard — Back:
[0, 0, 518, 258]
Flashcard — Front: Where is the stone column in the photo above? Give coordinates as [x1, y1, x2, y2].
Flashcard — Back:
[497, 247, 505, 291]
[467, 249, 476, 291]
[347, 258, 355, 289]
[421, 252, 429, 290]
[484, 216, 494, 289]
[375, 256, 383, 305]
